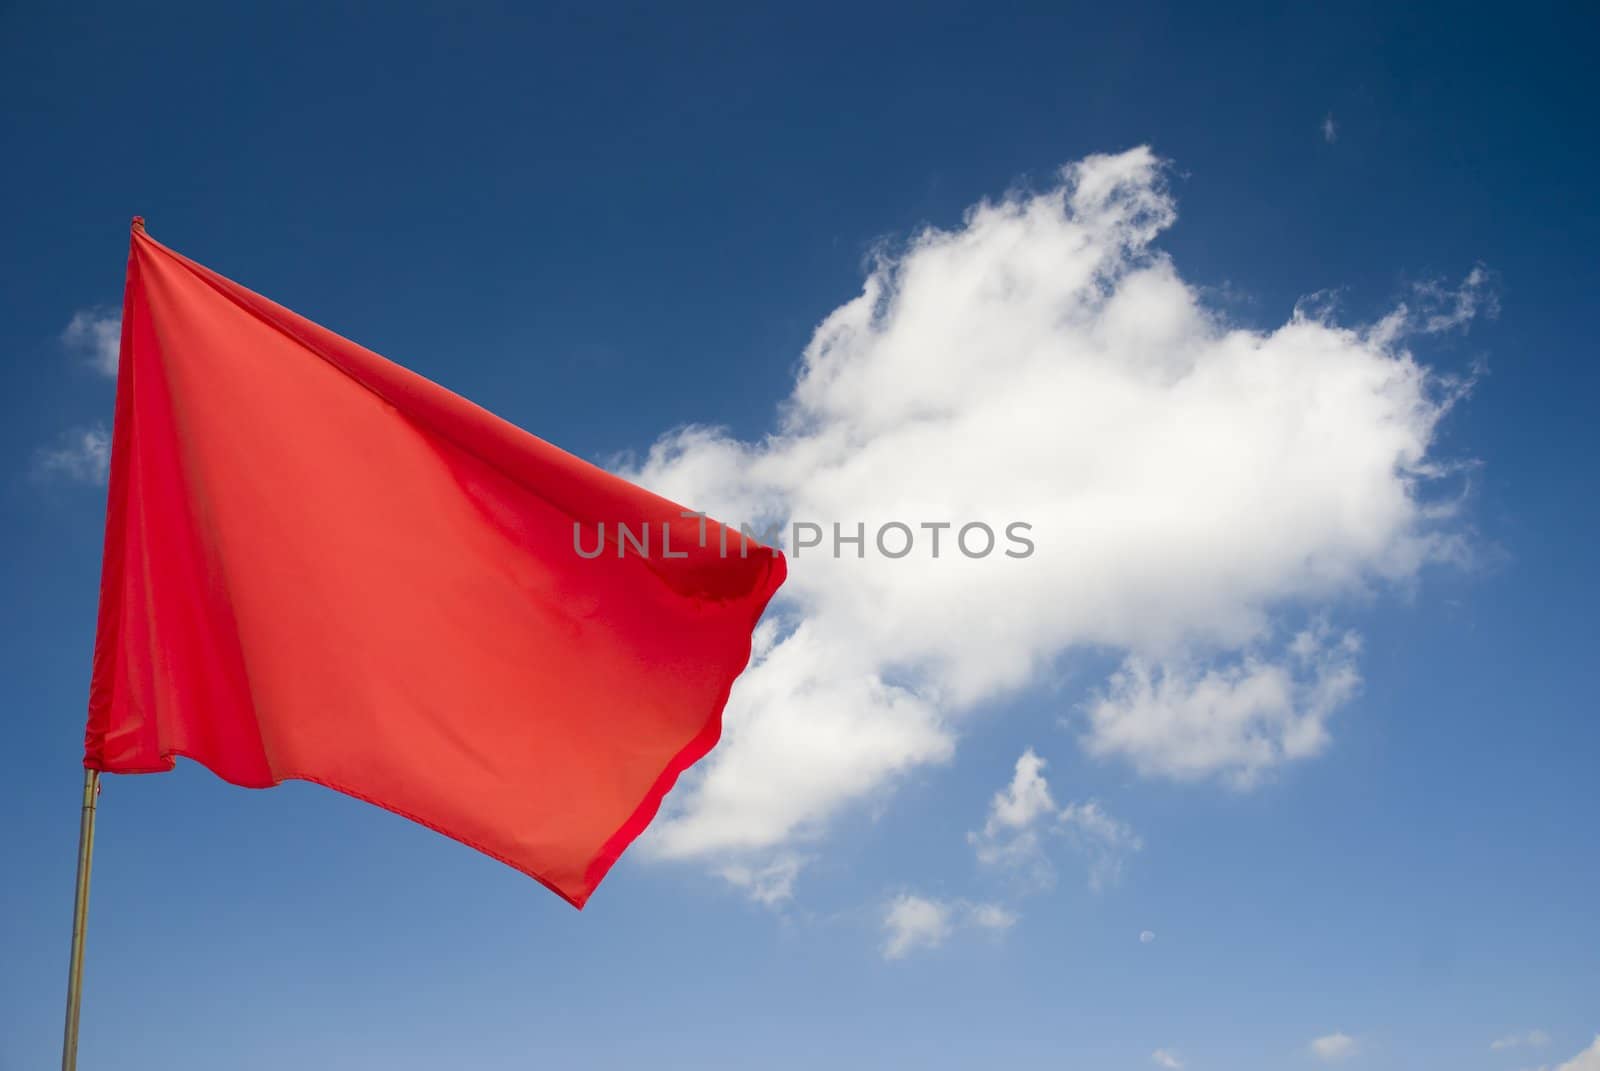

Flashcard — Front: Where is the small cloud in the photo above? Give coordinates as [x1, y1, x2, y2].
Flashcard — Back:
[1417, 265, 1500, 334]
[1058, 799, 1142, 891]
[968, 748, 1058, 883]
[34, 425, 111, 484]
[39, 310, 119, 485]
[882, 894, 953, 959]
[1140, 930, 1156, 944]
[718, 854, 803, 906]
[1322, 114, 1338, 143]
[1152, 1049, 1184, 1069]
[969, 903, 1018, 931]
[969, 749, 1140, 890]
[1310, 1032, 1357, 1063]
[1493, 1029, 1552, 1051]
[62, 308, 121, 378]
[986, 748, 1058, 831]
[1364, 265, 1499, 348]
[880, 895, 1018, 958]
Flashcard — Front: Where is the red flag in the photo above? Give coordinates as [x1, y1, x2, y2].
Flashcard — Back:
[85, 219, 785, 908]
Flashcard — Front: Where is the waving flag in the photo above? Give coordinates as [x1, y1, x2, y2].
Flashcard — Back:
[84, 220, 785, 908]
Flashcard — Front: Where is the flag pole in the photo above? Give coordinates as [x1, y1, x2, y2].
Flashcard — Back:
[63, 214, 132, 1068]
[61, 768, 100, 1071]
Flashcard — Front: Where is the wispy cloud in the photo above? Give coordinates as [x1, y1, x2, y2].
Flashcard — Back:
[1493, 1029, 1553, 1051]
[1310, 1032, 1358, 1062]
[34, 425, 111, 484]
[1322, 114, 1339, 144]
[1059, 799, 1142, 890]
[1084, 625, 1361, 789]
[882, 894, 951, 959]
[62, 308, 121, 378]
[880, 894, 1015, 959]
[969, 903, 1018, 931]
[1367, 264, 1499, 347]
[967, 747, 1060, 883]
[968, 749, 1141, 890]
[718, 854, 804, 906]
[1152, 1049, 1184, 1069]
[34, 309, 120, 484]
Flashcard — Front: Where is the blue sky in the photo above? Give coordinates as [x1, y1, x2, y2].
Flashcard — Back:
[3, 3, 1598, 1069]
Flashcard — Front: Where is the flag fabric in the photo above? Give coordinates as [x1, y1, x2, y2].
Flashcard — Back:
[84, 219, 786, 908]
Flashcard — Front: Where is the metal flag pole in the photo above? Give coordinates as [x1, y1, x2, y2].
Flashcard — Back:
[61, 768, 100, 1071]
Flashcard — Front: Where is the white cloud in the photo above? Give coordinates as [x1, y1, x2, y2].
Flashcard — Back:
[968, 748, 1058, 879]
[882, 894, 953, 959]
[1310, 1032, 1358, 1062]
[631, 147, 1480, 873]
[1554, 1036, 1600, 1071]
[1368, 264, 1497, 347]
[968, 749, 1140, 889]
[1322, 115, 1339, 144]
[1059, 799, 1142, 890]
[34, 425, 111, 484]
[1139, 929, 1156, 943]
[35, 310, 119, 485]
[1152, 1049, 1184, 1070]
[983, 748, 1057, 833]
[881, 895, 1016, 959]
[1494, 1030, 1553, 1051]
[62, 308, 121, 377]
[1084, 625, 1361, 789]
[718, 854, 804, 906]
[969, 903, 1018, 931]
